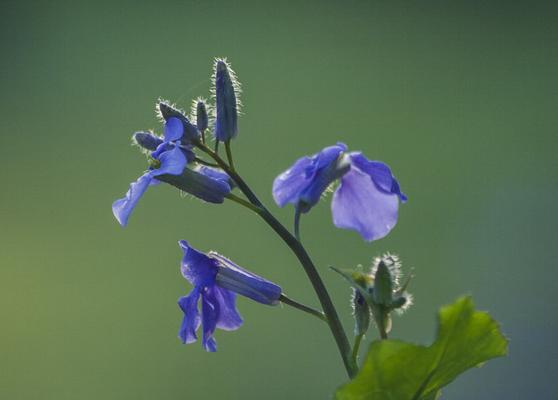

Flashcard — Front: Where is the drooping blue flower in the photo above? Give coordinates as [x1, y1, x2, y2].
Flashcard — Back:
[213, 59, 239, 142]
[112, 119, 232, 227]
[178, 240, 282, 352]
[272, 143, 407, 242]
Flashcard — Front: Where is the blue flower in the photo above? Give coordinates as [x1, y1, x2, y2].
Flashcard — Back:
[112, 143, 187, 227]
[214, 59, 239, 142]
[112, 119, 232, 227]
[178, 240, 282, 352]
[272, 143, 407, 242]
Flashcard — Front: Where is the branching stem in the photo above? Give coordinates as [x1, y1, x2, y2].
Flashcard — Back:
[279, 294, 327, 322]
[194, 157, 220, 168]
[225, 140, 235, 172]
[294, 206, 302, 242]
[225, 193, 261, 214]
[195, 141, 357, 378]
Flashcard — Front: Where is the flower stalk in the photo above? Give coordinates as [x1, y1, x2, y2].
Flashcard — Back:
[279, 294, 327, 322]
[351, 333, 364, 366]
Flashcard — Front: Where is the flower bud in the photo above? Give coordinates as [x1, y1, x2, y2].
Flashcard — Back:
[391, 296, 407, 309]
[133, 131, 163, 151]
[214, 59, 239, 142]
[392, 292, 413, 315]
[196, 100, 209, 132]
[373, 260, 393, 307]
[333, 255, 412, 340]
[158, 101, 200, 142]
[352, 290, 371, 336]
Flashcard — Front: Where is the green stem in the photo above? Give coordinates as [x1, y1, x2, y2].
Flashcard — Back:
[194, 157, 220, 168]
[372, 306, 389, 340]
[225, 140, 235, 171]
[279, 294, 327, 322]
[201, 129, 206, 144]
[380, 327, 387, 340]
[294, 206, 302, 242]
[351, 333, 364, 367]
[225, 193, 261, 213]
[195, 141, 357, 378]
[380, 328, 388, 340]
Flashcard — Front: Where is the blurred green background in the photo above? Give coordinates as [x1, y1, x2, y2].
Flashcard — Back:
[1, 0, 557, 398]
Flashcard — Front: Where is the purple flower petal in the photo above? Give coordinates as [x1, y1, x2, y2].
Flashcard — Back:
[112, 172, 153, 227]
[272, 156, 314, 207]
[177, 241, 281, 351]
[331, 167, 399, 242]
[299, 145, 350, 210]
[163, 117, 184, 142]
[201, 289, 219, 352]
[212, 286, 243, 331]
[112, 144, 186, 227]
[151, 142, 171, 160]
[152, 145, 187, 177]
[313, 143, 348, 169]
[390, 178, 407, 202]
[350, 153, 407, 201]
[178, 287, 201, 344]
[179, 240, 218, 287]
[272, 143, 348, 209]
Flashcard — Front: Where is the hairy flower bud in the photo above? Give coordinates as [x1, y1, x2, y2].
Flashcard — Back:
[196, 100, 209, 132]
[158, 101, 200, 142]
[373, 260, 393, 307]
[133, 131, 163, 151]
[352, 290, 371, 336]
[214, 59, 239, 142]
[332, 253, 413, 340]
[391, 296, 407, 309]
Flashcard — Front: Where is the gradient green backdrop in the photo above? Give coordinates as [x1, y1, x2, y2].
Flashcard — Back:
[1, 1, 557, 399]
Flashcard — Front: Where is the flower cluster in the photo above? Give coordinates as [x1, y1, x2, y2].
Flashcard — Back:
[112, 58, 409, 356]
[112, 59, 285, 351]
[112, 104, 233, 226]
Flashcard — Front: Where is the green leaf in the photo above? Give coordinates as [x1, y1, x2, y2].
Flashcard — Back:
[421, 391, 441, 400]
[336, 297, 508, 400]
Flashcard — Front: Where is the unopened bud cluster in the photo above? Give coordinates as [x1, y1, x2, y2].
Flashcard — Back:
[334, 253, 412, 339]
